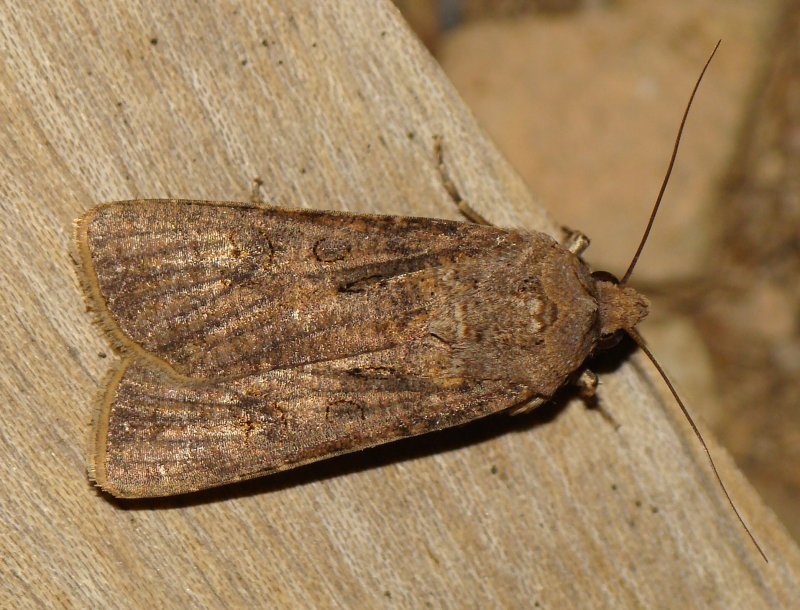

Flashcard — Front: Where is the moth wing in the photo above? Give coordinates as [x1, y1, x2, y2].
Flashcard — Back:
[94, 352, 533, 498]
[76, 200, 506, 380]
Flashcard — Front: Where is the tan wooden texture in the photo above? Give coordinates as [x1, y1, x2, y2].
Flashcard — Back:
[1, 2, 799, 608]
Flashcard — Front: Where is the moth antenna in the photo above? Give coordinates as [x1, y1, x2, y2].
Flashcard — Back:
[627, 328, 768, 563]
[621, 40, 766, 562]
[621, 40, 721, 285]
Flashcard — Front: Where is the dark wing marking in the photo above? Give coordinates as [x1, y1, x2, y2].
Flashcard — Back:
[94, 350, 535, 498]
[76, 200, 515, 380]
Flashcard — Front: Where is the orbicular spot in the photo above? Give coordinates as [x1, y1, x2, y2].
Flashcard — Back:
[313, 237, 351, 262]
[326, 400, 365, 422]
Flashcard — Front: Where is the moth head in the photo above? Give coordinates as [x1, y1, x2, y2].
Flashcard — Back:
[591, 270, 649, 347]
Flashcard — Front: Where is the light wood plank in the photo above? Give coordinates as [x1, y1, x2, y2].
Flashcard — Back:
[1, 2, 798, 607]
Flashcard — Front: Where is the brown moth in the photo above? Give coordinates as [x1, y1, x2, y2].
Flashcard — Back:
[72, 41, 765, 559]
[75, 199, 647, 498]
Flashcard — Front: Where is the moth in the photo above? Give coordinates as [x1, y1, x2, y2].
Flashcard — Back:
[76, 195, 647, 497]
[72, 42, 764, 558]
[76, 198, 647, 498]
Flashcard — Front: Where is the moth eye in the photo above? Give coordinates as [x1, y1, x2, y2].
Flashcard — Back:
[591, 270, 620, 285]
[598, 330, 624, 349]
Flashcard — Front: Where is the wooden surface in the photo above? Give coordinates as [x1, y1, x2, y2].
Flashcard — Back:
[1, 2, 799, 608]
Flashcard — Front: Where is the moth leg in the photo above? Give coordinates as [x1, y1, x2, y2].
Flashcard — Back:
[509, 396, 546, 416]
[434, 135, 491, 225]
[561, 227, 590, 255]
[574, 369, 598, 397]
[574, 369, 621, 430]
[250, 176, 265, 204]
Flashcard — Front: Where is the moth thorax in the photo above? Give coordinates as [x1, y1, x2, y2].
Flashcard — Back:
[595, 280, 650, 337]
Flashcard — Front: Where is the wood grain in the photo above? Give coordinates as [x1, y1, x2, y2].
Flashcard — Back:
[1, 2, 799, 608]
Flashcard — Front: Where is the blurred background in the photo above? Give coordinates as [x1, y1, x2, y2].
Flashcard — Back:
[394, 0, 800, 542]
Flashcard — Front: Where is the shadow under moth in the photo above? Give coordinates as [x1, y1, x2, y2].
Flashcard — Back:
[72, 42, 765, 560]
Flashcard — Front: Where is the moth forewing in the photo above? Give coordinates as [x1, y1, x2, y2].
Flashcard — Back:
[74, 200, 642, 498]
